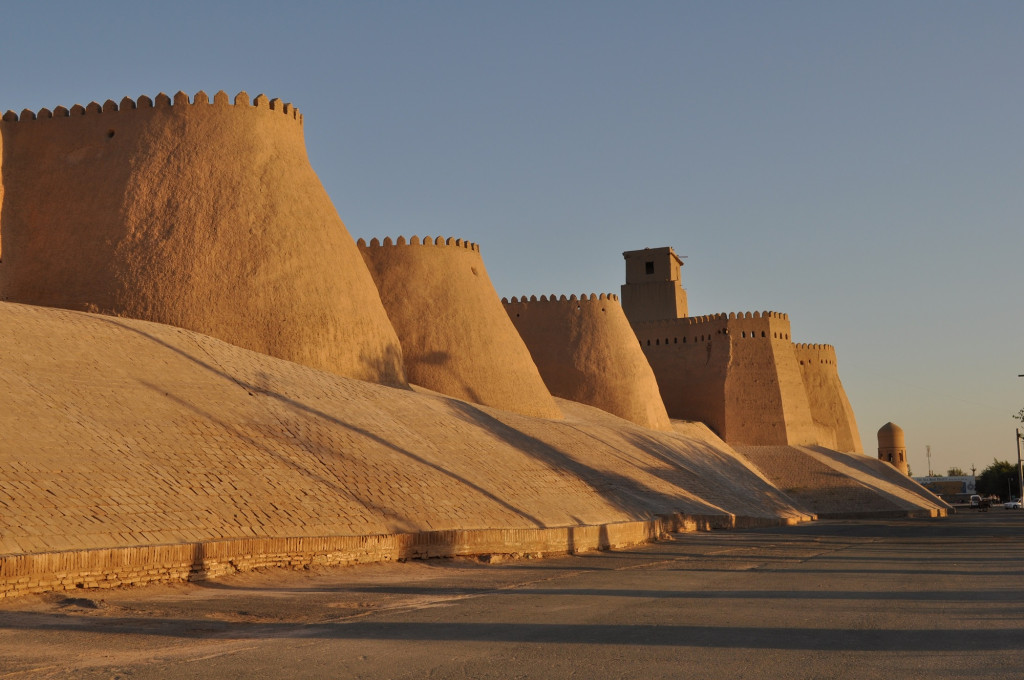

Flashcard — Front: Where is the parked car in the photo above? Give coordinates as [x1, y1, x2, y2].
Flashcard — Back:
[1004, 498, 1022, 509]
[970, 495, 981, 508]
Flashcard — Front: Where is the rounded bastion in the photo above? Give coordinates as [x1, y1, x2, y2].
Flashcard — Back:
[358, 236, 562, 419]
[0, 91, 406, 385]
[503, 294, 672, 431]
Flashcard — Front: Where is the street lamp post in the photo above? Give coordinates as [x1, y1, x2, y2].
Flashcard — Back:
[1018, 375, 1024, 501]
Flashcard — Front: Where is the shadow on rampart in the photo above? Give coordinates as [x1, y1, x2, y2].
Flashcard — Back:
[807, 445, 950, 509]
[141, 382, 390, 517]
[737, 445, 918, 515]
[93, 315, 794, 531]
[442, 399, 730, 520]
[621, 430, 808, 516]
[101, 317, 546, 528]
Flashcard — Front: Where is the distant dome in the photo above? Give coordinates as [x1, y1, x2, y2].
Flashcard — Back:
[878, 422, 905, 448]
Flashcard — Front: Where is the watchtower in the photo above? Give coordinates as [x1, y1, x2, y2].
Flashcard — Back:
[877, 422, 909, 475]
[620, 247, 688, 324]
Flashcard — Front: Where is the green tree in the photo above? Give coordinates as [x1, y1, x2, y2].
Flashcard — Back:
[975, 459, 1019, 499]
[946, 467, 965, 476]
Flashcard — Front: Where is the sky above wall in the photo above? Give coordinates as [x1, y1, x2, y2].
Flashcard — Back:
[2, 1, 1022, 477]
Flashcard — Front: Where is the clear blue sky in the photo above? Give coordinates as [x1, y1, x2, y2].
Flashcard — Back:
[3, 1, 1022, 476]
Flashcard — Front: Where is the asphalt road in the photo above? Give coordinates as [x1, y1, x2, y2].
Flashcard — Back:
[1, 511, 1023, 679]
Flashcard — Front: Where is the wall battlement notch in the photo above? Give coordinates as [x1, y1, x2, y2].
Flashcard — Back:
[502, 293, 619, 305]
[2, 90, 303, 126]
[356, 236, 481, 252]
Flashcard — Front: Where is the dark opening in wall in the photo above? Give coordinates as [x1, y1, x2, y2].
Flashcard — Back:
[644, 261, 654, 275]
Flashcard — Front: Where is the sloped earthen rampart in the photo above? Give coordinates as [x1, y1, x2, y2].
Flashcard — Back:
[0, 91, 405, 385]
[738, 445, 947, 517]
[503, 293, 671, 430]
[1, 301, 833, 597]
[358, 236, 561, 419]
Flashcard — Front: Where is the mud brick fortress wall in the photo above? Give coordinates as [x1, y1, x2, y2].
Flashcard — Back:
[502, 293, 671, 431]
[623, 248, 862, 452]
[0, 91, 405, 385]
[0, 90, 940, 600]
[357, 236, 562, 420]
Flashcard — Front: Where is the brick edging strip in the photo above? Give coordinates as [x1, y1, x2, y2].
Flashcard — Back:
[0, 512, 806, 599]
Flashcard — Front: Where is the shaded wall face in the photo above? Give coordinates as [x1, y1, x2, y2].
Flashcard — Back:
[795, 345, 863, 454]
[634, 320, 728, 436]
[0, 95, 406, 386]
[505, 296, 671, 431]
[359, 239, 562, 420]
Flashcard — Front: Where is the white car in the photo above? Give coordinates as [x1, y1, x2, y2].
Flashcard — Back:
[1003, 498, 1021, 509]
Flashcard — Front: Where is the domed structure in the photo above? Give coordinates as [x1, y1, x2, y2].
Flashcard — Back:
[877, 422, 908, 475]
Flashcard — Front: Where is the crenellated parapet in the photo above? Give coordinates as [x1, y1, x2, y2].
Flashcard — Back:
[2, 90, 302, 126]
[502, 293, 619, 305]
[631, 310, 794, 349]
[793, 343, 835, 350]
[357, 235, 481, 252]
[793, 343, 838, 366]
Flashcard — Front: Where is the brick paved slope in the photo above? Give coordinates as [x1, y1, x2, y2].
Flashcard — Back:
[0, 302, 947, 594]
[1, 302, 805, 557]
[736, 445, 949, 518]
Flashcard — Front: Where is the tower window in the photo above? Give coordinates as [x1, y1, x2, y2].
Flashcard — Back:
[645, 261, 654, 275]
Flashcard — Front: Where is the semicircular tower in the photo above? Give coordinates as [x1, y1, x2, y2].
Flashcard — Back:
[877, 422, 908, 475]
[358, 236, 562, 419]
[503, 294, 671, 431]
[0, 91, 405, 385]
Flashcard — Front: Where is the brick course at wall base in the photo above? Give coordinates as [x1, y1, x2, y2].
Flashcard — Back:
[0, 513, 792, 599]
